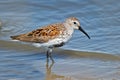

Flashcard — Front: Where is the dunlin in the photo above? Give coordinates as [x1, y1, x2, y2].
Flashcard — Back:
[11, 17, 90, 62]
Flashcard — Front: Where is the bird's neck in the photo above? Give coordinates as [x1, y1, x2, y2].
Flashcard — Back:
[60, 22, 74, 43]
[63, 22, 74, 35]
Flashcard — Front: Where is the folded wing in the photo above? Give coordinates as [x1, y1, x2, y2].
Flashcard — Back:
[10, 23, 65, 43]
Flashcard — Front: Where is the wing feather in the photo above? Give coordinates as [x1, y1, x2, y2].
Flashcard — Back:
[11, 23, 65, 43]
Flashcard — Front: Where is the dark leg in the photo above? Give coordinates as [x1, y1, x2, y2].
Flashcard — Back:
[49, 52, 54, 63]
[46, 48, 54, 63]
[46, 50, 49, 63]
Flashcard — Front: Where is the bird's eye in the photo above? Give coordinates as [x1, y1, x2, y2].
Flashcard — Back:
[73, 22, 77, 24]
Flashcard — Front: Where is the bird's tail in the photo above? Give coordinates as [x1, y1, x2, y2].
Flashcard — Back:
[10, 35, 20, 40]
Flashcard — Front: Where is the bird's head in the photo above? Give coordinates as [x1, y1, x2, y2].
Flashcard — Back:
[65, 17, 90, 39]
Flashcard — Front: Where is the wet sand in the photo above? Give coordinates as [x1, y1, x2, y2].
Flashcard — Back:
[0, 40, 120, 80]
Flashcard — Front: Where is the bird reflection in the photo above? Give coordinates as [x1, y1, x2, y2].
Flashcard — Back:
[45, 61, 73, 80]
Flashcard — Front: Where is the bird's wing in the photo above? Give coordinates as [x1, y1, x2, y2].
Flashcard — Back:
[10, 23, 65, 43]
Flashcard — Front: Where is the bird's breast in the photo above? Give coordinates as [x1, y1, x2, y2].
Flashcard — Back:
[60, 28, 74, 42]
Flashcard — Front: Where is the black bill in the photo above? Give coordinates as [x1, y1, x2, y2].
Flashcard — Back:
[79, 26, 90, 39]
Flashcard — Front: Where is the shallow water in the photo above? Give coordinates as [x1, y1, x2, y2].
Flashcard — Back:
[0, 0, 120, 80]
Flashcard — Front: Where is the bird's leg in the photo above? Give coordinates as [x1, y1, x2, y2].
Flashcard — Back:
[49, 54, 54, 63]
[46, 48, 54, 63]
[49, 48, 54, 63]
[46, 50, 50, 63]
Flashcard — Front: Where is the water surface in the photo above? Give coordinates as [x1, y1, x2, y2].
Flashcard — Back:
[0, 0, 120, 80]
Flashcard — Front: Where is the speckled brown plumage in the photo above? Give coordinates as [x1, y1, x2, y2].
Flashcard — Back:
[68, 17, 79, 21]
[11, 23, 66, 43]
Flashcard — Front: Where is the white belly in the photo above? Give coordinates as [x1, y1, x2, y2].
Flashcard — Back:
[32, 35, 71, 48]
